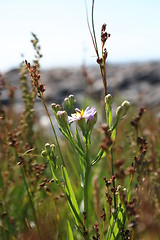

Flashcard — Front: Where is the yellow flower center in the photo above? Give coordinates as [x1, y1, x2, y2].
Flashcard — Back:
[75, 109, 84, 118]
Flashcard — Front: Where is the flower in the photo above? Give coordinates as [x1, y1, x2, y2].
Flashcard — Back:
[68, 107, 97, 136]
[68, 107, 97, 123]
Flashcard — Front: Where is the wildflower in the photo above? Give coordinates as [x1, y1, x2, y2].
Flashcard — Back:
[68, 107, 96, 123]
[68, 107, 97, 136]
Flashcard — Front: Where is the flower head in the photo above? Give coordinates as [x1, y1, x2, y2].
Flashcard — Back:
[68, 107, 97, 123]
[68, 107, 97, 136]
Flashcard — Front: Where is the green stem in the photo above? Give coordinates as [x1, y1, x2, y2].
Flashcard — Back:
[84, 165, 90, 230]
[103, 62, 107, 96]
[60, 127, 85, 157]
[66, 127, 85, 157]
[84, 135, 90, 237]
[20, 165, 42, 239]
[99, 64, 107, 96]
[111, 148, 117, 210]
[110, 118, 118, 132]
[40, 94, 65, 166]
[91, 0, 99, 58]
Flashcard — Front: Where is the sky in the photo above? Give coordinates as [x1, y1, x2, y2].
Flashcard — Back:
[1, 0, 160, 72]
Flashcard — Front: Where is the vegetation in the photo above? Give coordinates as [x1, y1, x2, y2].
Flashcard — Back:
[0, 1, 160, 239]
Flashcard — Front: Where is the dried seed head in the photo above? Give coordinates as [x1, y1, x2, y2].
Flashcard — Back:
[101, 23, 106, 32]
[114, 159, 124, 168]
[101, 23, 111, 45]
[97, 58, 103, 65]
[39, 83, 46, 93]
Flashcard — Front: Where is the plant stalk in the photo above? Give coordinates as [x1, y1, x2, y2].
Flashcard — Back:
[40, 94, 65, 166]
[20, 165, 42, 239]
[111, 148, 117, 210]
[84, 135, 91, 238]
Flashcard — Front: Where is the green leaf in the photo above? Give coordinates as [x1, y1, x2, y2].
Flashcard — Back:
[62, 167, 82, 226]
[106, 202, 126, 240]
[91, 149, 106, 166]
[67, 221, 74, 240]
[106, 214, 114, 240]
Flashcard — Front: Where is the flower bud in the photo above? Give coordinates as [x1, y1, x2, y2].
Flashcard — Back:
[50, 144, 55, 153]
[105, 94, 113, 106]
[62, 97, 70, 111]
[45, 143, 51, 154]
[41, 150, 47, 157]
[68, 94, 76, 108]
[121, 100, 130, 113]
[57, 110, 68, 129]
[116, 106, 125, 120]
[51, 103, 61, 113]
[62, 95, 76, 114]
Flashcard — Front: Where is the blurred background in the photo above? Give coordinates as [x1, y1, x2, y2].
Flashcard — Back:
[1, 2, 160, 239]
[1, 0, 160, 71]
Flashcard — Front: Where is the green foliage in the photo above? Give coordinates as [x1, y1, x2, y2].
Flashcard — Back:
[62, 167, 82, 227]
[1, 70, 160, 239]
[67, 221, 74, 240]
[0, 1, 160, 239]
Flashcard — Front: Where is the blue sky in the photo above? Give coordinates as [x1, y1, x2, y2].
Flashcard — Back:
[1, 0, 160, 72]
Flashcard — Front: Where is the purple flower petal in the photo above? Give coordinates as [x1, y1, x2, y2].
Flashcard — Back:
[83, 107, 96, 120]
[68, 107, 97, 123]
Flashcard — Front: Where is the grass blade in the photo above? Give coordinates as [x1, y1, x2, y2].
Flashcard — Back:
[67, 221, 74, 240]
[62, 166, 82, 226]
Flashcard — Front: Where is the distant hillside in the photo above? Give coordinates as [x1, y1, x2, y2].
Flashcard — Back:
[1, 62, 160, 108]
